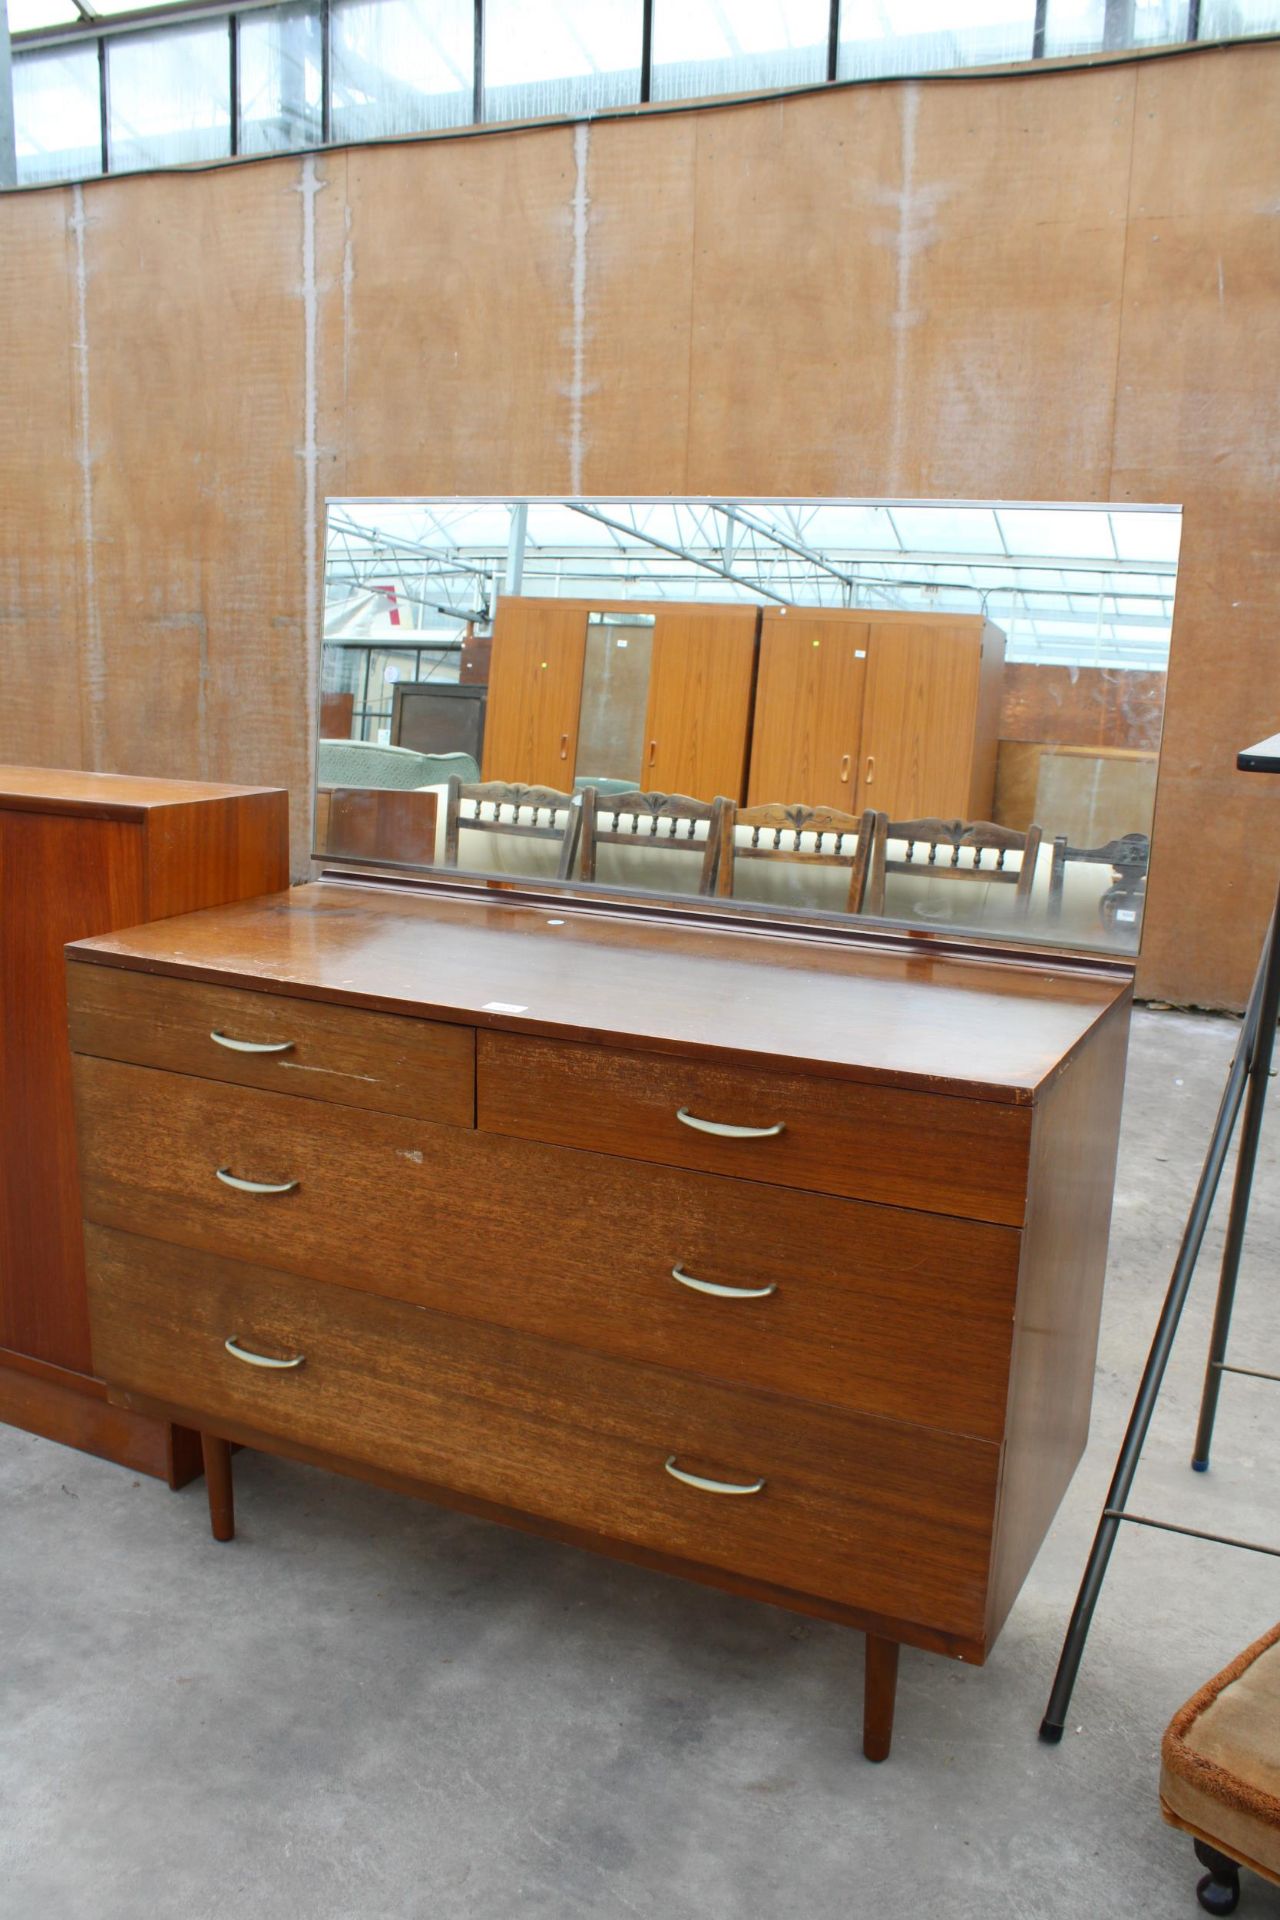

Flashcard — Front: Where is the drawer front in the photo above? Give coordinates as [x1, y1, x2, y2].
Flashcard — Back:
[68, 961, 474, 1127]
[87, 1225, 999, 1641]
[479, 1032, 1031, 1226]
[74, 1057, 1020, 1439]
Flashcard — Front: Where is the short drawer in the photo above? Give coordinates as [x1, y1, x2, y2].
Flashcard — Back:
[87, 1225, 1000, 1643]
[74, 1056, 1020, 1440]
[478, 1032, 1031, 1226]
[67, 960, 474, 1127]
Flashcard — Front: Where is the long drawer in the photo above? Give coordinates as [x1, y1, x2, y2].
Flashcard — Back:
[73, 1056, 1021, 1438]
[67, 960, 475, 1126]
[478, 1032, 1031, 1226]
[86, 1225, 1000, 1642]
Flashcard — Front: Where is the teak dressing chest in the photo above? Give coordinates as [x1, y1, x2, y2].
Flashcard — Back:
[68, 880, 1130, 1760]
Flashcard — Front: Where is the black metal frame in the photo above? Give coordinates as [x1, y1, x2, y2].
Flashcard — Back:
[1039, 731, 1280, 1743]
[12, 0, 1225, 184]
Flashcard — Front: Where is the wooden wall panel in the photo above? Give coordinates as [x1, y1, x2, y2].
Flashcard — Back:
[574, 115, 698, 493]
[71, 159, 345, 860]
[686, 90, 901, 493]
[1, 47, 1278, 1005]
[999, 665, 1166, 751]
[685, 71, 1133, 499]
[342, 135, 577, 496]
[0, 191, 83, 768]
[1109, 52, 1280, 1004]
[879, 68, 1135, 503]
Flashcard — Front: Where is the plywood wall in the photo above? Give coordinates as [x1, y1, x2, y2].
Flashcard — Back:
[1, 46, 1277, 1007]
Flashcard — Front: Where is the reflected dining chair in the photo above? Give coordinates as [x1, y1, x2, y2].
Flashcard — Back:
[724, 803, 881, 913]
[1048, 831, 1150, 933]
[578, 789, 735, 897]
[442, 779, 585, 881]
[864, 817, 1043, 920]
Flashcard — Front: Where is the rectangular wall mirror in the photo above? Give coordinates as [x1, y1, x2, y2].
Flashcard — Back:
[317, 497, 1180, 956]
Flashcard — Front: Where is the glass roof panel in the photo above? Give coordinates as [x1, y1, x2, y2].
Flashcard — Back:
[889, 505, 1002, 553]
[996, 507, 1118, 558]
[1110, 510, 1183, 563]
[324, 497, 1180, 670]
[89, 0, 219, 13]
[485, 0, 639, 87]
[10, 0, 82, 28]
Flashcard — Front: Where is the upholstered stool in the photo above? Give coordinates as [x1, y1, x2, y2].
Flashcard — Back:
[1160, 1622, 1280, 1913]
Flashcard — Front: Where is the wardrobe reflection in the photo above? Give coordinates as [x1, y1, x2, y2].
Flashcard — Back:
[316, 499, 1178, 954]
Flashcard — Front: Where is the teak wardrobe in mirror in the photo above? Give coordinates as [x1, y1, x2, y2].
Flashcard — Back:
[481, 597, 1006, 823]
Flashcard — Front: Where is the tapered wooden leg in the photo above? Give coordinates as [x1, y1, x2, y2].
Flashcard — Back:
[863, 1634, 900, 1762]
[202, 1433, 235, 1542]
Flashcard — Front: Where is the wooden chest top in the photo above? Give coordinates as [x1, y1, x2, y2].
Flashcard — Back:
[68, 879, 1129, 1104]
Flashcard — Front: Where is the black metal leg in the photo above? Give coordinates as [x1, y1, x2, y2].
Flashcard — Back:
[1192, 892, 1280, 1469]
[1039, 896, 1276, 1743]
[1193, 1839, 1241, 1915]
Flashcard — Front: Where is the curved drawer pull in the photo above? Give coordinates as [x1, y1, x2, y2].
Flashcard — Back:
[672, 1264, 776, 1301]
[664, 1455, 765, 1497]
[675, 1108, 785, 1141]
[210, 1030, 295, 1055]
[215, 1166, 299, 1196]
[224, 1336, 305, 1370]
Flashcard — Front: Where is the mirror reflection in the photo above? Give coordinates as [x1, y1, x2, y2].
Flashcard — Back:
[318, 498, 1179, 953]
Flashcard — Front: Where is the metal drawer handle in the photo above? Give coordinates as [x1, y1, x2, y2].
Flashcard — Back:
[676, 1108, 785, 1140]
[664, 1455, 765, 1496]
[211, 1030, 294, 1055]
[672, 1264, 776, 1300]
[215, 1167, 299, 1195]
[224, 1336, 305, 1370]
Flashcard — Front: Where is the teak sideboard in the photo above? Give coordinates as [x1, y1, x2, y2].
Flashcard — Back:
[0, 768, 289, 1482]
[67, 881, 1130, 1759]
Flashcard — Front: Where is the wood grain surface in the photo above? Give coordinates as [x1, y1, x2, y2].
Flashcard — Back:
[0, 767, 287, 820]
[0, 1348, 200, 1484]
[481, 600, 588, 785]
[479, 1030, 1032, 1225]
[985, 992, 1132, 1642]
[748, 610, 870, 810]
[69, 963, 475, 1126]
[67, 882, 1128, 1101]
[643, 604, 759, 801]
[86, 1224, 1001, 1641]
[858, 623, 988, 820]
[998, 665, 1166, 752]
[72, 1055, 1020, 1437]
[0, 810, 144, 1369]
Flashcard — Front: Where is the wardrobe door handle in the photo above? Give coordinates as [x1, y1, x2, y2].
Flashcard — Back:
[559, 733, 569, 760]
[648, 739, 658, 767]
[839, 753, 851, 783]
[865, 754, 875, 786]
[210, 1030, 294, 1055]
[664, 1455, 765, 1496]
[215, 1167, 299, 1195]
[676, 1108, 785, 1140]
[672, 1264, 776, 1300]
[224, 1336, 305, 1370]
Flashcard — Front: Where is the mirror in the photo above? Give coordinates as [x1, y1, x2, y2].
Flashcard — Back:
[317, 497, 1179, 955]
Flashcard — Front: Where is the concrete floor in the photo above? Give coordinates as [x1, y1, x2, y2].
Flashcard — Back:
[4, 1008, 1280, 1920]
